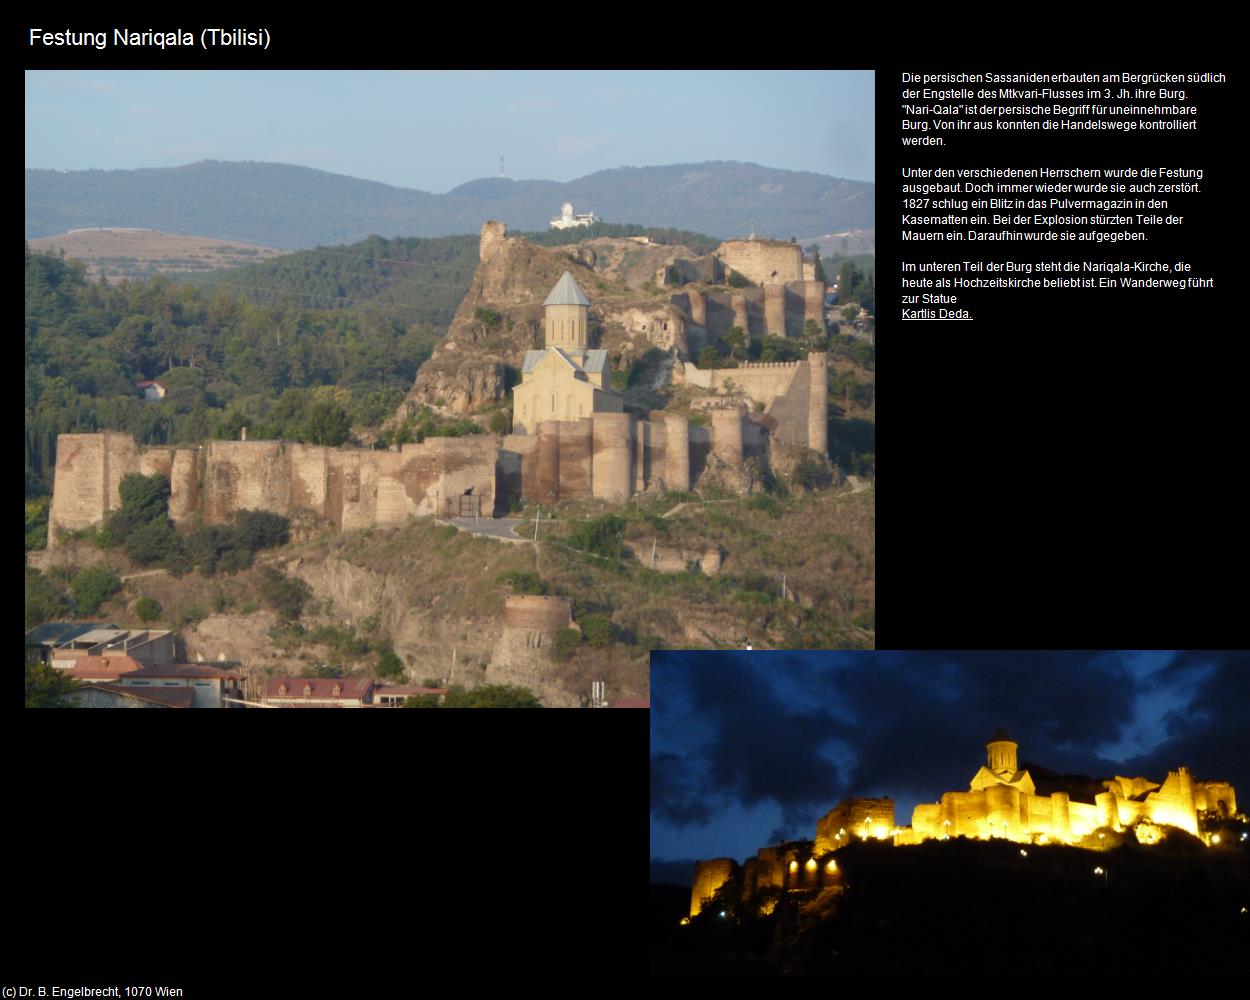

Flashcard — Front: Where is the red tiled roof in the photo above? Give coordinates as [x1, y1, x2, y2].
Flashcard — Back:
[79, 683, 194, 708]
[68, 655, 144, 680]
[264, 677, 375, 700]
[373, 686, 447, 696]
[124, 663, 239, 680]
[134, 380, 165, 388]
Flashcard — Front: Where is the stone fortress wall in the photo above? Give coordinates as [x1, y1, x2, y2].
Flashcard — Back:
[48, 408, 752, 542]
[671, 237, 826, 341]
[681, 353, 829, 454]
[49, 225, 835, 544]
[49, 432, 500, 545]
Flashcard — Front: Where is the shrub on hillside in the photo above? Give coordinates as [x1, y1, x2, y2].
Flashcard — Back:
[259, 567, 312, 621]
[71, 565, 122, 616]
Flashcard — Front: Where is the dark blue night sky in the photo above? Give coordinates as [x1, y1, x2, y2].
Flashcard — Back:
[650, 650, 1250, 882]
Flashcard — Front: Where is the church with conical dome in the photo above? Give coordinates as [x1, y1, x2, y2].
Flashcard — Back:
[510, 271, 624, 435]
[904, 728, 1235, 844]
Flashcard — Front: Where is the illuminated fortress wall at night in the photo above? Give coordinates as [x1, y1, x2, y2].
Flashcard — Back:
[900, 728, 1237, 844]
[688, 728, 1239, 918]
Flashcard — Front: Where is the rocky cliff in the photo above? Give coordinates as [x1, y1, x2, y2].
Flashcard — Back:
[394, 224, 694, 418]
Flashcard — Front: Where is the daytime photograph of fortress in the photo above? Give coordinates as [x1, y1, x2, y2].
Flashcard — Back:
[47, 223, 833, 543]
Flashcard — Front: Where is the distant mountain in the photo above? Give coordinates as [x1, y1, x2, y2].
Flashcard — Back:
[25, 160, 874, 248]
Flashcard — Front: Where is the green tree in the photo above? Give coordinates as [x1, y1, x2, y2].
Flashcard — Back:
[726, 326, 747, 361]
[698, 346, 723, 369]
[474, 307, 502, 328]
[488, 410, 510, 435]
[258, 567, 312, 620]
[100, 473, 171, 549]
[579, 613, 614, 647]
[302, 398, 351, 446]
[792, 454, 833, 491]
[838, 260, 867, 308]
[812, 248, 828, 283]
[25, 498, 50, 551]
[442, 684, 542, 708]
[119, 473, 170, 523]
[233, 509, 290, 551]
[123, 516, 179, 566]
[403, 694, 441, 708]
[376, 646, 405, 680]
[133, 596, 162, 623]
[26, 568, 69, 629]
[495, 570, 548, 595]
[567, 514, 626, 560]
[553, 628, 581, 662]
[26, 656, 81, 708]
[71, 564, 122, 616]
[759, 336, 802, 363]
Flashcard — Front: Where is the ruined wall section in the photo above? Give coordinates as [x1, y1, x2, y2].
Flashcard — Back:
[53, 433, 499, 534]
[479, 220, 508, 261]
[1143, 768, 1199, 834]
[1195, 781, 1238, 815]
[815, 798, 896, 851]
[203, 442, 290, 524]
[168, 448, 199, 524]
[679, 357, 828, 456]
[717, 239, 803, 285]
[690, 858, 737, 917]
[49, 433, 137, 546]
[601, 304, 687, 354]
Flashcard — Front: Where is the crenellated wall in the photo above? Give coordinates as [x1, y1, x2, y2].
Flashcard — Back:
[679, 353, 829, 456]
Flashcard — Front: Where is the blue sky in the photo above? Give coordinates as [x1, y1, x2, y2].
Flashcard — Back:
[650, 650, 1249, 870]
[24, 70, 875, 191]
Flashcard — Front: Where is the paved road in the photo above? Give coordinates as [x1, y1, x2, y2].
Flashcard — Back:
[445, 517, 531, 543]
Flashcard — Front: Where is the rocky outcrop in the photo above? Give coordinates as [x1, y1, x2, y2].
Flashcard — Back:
[394, 224, 708, 420]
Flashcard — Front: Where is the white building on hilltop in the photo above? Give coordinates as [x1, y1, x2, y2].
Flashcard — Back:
[550, 202, 598, 230]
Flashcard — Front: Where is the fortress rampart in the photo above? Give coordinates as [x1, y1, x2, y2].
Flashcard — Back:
[681, 353, 829, 454]
[48, 406, 764, 541]
[717, 239, 804, 285]
[689, 730, 1240, 919]
[49, 432, 499, 545]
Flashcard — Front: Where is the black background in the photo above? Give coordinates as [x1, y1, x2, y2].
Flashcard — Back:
[21, 21, 1243, 985]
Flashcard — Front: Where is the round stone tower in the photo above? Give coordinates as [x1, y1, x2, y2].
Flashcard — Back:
[544, 271, 591, 349]
[987, 726, 1019, 776]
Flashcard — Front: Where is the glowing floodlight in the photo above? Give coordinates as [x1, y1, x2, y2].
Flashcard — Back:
[789, 860, 798, 872]
[1019, 849, 1028, 857]
[805, 858, 817, 871]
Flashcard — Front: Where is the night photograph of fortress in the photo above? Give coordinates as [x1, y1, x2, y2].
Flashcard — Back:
[650, 650, 1250, 975]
